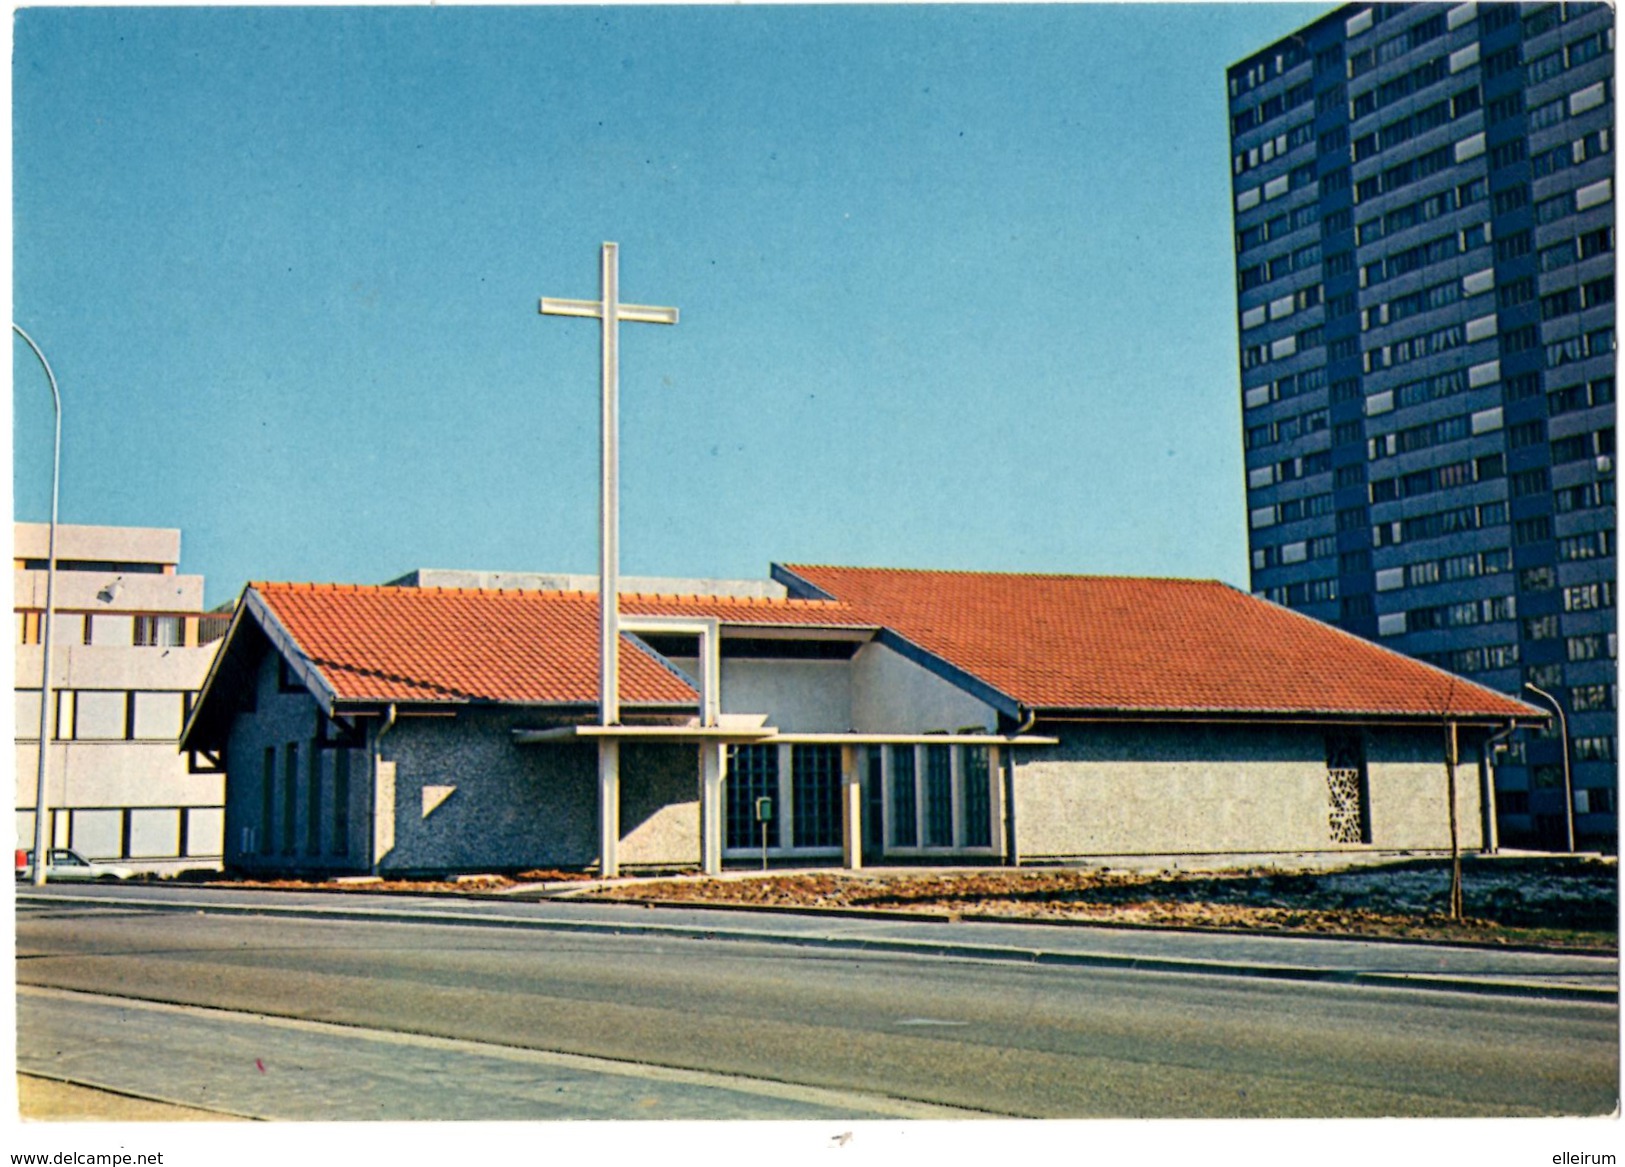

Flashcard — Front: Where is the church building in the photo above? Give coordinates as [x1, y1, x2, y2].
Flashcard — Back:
[179, 564, 1543, 876]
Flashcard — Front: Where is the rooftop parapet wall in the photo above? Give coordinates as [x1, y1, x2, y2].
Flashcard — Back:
[387, 568, 788, 600]
[14, 522, 181, 568]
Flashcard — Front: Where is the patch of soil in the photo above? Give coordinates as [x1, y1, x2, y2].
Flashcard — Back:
[143, 868, 597, 894]
[587, 858, 1618, 950]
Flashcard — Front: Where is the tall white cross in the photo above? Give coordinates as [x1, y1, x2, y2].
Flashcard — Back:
[540, 242, 679, 726]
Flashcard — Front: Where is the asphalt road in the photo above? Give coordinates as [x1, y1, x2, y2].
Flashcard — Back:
[15, 890, 1619, 1119]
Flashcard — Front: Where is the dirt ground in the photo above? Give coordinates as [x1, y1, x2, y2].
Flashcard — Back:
[148, 856, 1616, 950]
[585, 857, 1619, 949]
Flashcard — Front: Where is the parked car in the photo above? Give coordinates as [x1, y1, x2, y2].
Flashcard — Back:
[15, 848, 135, 882]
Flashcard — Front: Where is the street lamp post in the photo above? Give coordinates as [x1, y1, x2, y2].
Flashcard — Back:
[14, 324, 62, 886]
[1523, 682, 1576, 853]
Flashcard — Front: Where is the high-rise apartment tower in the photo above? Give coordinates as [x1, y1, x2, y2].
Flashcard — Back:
[1228, 3, 1615, 849]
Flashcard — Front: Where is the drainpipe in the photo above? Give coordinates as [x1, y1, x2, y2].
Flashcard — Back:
[1478, 720, 1519, 855]
[1002, 706, 1037, 866]
[369, 704, 398, 873]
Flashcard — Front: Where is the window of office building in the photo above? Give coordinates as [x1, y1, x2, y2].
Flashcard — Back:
[133, 615, 183, 647]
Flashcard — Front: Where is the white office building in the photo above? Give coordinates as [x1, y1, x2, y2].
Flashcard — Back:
[15, 523, 227, 873]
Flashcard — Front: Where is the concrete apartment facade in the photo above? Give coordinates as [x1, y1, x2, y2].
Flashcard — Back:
[1229, 2, 1616, 849]
[15, 523, 227, 873]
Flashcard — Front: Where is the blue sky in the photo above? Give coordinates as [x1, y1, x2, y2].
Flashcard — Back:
[12, 3, 1327, 607]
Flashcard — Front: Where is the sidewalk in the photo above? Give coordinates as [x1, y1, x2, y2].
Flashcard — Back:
[21, 883, 1619, 1003]
[17, 1073, 247, 1122]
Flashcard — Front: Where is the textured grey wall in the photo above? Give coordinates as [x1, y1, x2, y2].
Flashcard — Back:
[1012, 722, 1482, 859]
[225, 647, 705, 874]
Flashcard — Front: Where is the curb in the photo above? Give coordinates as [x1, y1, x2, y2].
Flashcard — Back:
[103, 873, 1621, 958]
[566, 894, 1621, 958]
[20, 889, 1616, 1005]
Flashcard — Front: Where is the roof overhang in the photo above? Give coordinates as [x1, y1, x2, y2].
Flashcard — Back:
[243, 587, 343, 716]
[716, 625, 875, 641]
[514, 725, 1057, 747]
[1033, 708, 1548, 729]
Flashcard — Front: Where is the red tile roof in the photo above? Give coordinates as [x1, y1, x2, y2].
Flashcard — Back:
[249, 582, 868, 707]
[779, 565, 1540, 721]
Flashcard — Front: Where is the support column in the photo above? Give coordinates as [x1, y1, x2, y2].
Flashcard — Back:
[372, 760, 396, 876]
[598, 739, 620, 878]
[987, 745, 1003, 859]
[999, 745, 1019, 867]
[840, 745, 862, 870]
[700, 741, 725, 875]
[1477, 742, 1499, 855]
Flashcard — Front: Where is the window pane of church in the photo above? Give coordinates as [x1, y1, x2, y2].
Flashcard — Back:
[924, 746, 953, 846]
[282, 742, 299, 855]
[726, 745, 778, 850]
[307, 746, 323, 856]
[261, 747, 276, 855]
[889, 746, 917, 847]
[792, 745, 841, 848]
[960, 747, 992, 847]
[334, 751, 350, 857]
[864, 747, 885, 850]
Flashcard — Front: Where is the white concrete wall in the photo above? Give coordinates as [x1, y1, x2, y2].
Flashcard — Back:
[15, 741, 222, 810]
[666, 640, 997, 736]
[1014, 724, 1329, 857]
[18, 643, 218, 691]
[663, 656, 856, 732]
[850, 641, 998, 734]
[15, 571, 205, 614]
[1013, 722, 1485, 859]
[1367, 727, 1484, 850]
[722, 660, 853, 732]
